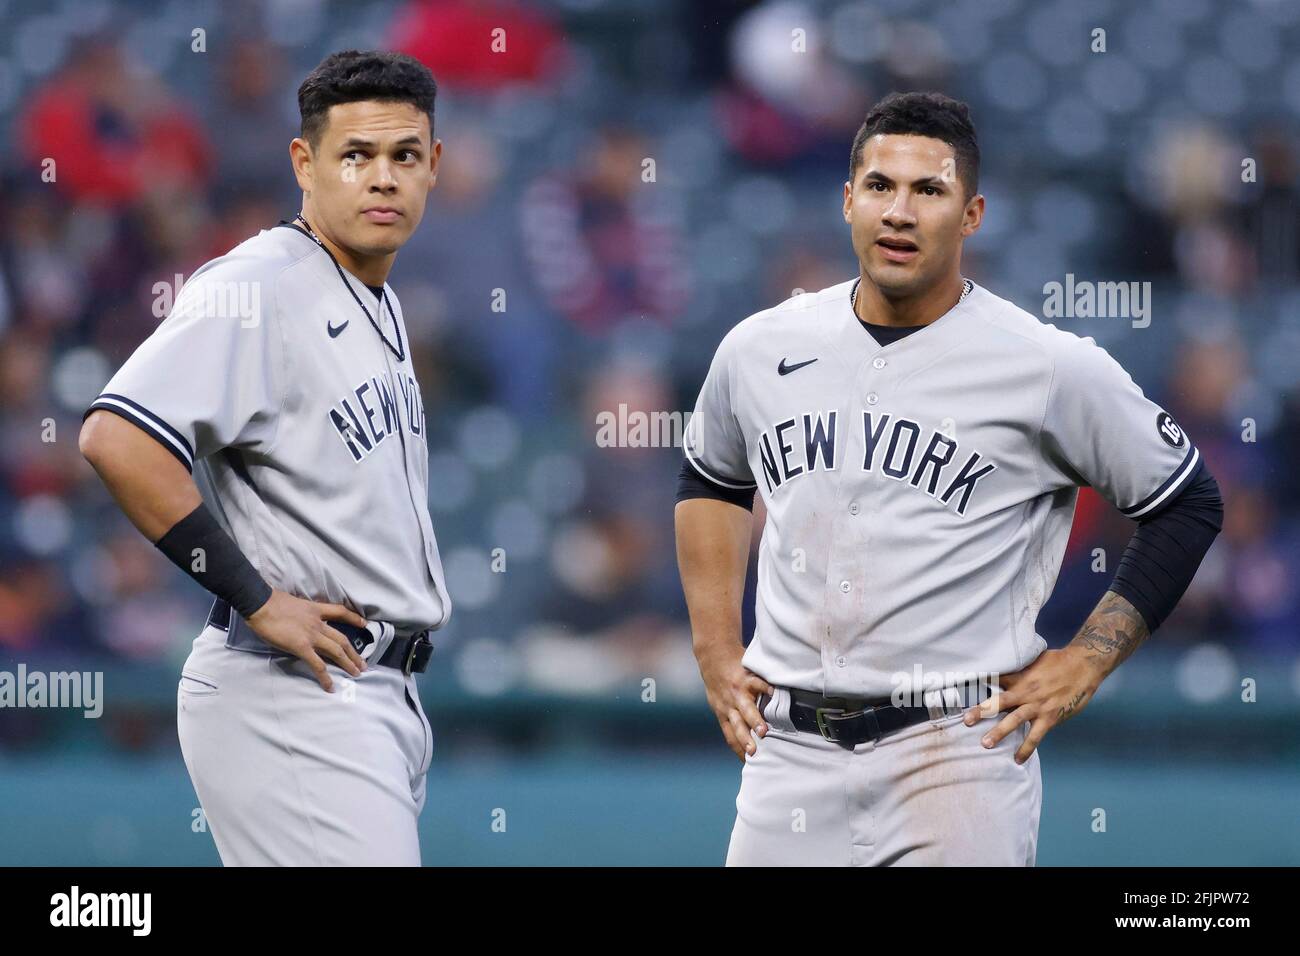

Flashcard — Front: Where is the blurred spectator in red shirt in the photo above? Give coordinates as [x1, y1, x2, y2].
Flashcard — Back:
[18, 38, 211, 209]
[389, 0, 568, 91]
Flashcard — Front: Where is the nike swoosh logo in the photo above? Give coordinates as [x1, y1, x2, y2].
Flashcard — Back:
[778, 357, 818, 376]
[328, 319, 349, 338]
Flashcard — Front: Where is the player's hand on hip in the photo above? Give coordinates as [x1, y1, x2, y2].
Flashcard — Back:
[245, 589, 370, 692]
[961, 647, 1102, 765]
[697, 643, 775, 761]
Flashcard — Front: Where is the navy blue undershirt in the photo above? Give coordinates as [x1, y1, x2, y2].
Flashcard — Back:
[860, 319, 927, 346]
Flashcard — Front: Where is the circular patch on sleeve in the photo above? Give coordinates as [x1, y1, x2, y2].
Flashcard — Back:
[1156, 411, 1185, 448]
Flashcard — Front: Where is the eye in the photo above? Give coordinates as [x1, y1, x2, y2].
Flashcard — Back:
[867, 181, 887, 192]
[921, 185, 941, 196]
[344, 150, 367, 163]
[396, 149, 418, 161]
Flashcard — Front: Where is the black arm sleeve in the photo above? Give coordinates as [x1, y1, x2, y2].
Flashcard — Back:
[676, 458, 757, 511]
[1107, 460, 1224, 634]
[154, 503, 274, 619]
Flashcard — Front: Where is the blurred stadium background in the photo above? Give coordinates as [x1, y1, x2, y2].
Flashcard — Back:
[0, 0, 1297, 865]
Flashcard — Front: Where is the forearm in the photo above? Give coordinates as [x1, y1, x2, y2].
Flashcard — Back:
[79, 410, 203, 541]
[1066, 590, 1150, 682]
[674, 498, 752, 663]
[1068, 463, 1223, 682]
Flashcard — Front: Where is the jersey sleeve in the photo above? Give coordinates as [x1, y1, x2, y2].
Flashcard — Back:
[682, 328, 756, 490]
[1039, 334, 1200, 519]
[84, 260, 285, 472]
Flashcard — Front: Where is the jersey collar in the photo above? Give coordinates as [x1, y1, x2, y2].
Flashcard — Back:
[275, 219, 406, 362]
[821, 276, 980, 371]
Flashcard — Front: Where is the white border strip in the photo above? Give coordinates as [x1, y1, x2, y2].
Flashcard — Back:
[1125, 446, 1200, 519]
[683, 444, 757, 490]
[91, 397, 194, 470]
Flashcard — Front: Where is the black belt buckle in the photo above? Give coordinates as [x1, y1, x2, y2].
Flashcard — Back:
[402, 633, 434, 675]
[814, 704, 880, 744]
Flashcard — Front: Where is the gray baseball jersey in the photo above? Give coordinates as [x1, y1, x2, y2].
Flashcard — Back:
[87, 223, 450, 634]
[684, 277, 1199, 699]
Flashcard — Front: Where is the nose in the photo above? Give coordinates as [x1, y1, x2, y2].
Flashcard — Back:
[881, 192, 916, 230]
[371, 157, 398, 192]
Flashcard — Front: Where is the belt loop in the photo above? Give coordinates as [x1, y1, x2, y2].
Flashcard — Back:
[366, 621, 396, 663]
[943, 684, 963, 717]
[765, 687, 791, 733]
[924, 687, 946, 721]
[927, 684, 965, 720]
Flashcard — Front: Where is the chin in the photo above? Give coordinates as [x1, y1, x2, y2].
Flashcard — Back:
[353, 232, 406, 256]
[866, 268, 927, 300]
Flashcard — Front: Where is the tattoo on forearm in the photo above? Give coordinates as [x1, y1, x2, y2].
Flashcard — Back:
[1071, 591, 1151, 673]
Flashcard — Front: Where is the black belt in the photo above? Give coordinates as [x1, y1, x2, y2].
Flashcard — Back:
[207, 598, 434, 675]
[776, 683, 993, 750]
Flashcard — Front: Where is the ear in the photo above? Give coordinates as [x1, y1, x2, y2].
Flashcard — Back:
[961, 193, 985, 238]
[428, 138, 442, 189]
[289, 137, 314, 193]
[842, 180, 853, 224]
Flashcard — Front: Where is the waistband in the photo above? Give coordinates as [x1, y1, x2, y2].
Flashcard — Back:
[769, 680, 995, 749]
[205, 598, 434, 675]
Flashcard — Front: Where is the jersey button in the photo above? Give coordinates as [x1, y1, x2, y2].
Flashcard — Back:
[866, 392, 879, 405]
[872, 357, 886, 369]
[835, 656, 848, 667]
[849, 502, 859, 515]
[839, 580, 851, 593]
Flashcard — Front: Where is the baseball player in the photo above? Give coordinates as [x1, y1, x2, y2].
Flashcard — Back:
[675, 92, 1224, 866]
[79, 51, 448, 866]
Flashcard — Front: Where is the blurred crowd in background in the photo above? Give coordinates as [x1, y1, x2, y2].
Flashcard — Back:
[1, 0, 1297, 710]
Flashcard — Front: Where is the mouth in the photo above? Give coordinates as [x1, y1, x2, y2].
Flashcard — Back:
[876, 236, 919, 263]
[362, 207, 402, 224]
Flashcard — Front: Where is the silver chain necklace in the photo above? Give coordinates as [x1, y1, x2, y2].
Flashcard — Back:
[851, 276, 972, 311]
[292, 214, 405, 361]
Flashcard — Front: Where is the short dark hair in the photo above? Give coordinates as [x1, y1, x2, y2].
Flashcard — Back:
[298, 50, 438, 151]
[848, 92, 979, 201]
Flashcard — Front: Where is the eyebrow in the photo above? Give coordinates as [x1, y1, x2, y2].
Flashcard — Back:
[341, 135, 424, 149]
[862, 170, 947, 188]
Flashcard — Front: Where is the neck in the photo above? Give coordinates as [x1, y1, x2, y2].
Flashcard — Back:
[855, 272, 966, 327]
[297, 208, 394, 287]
